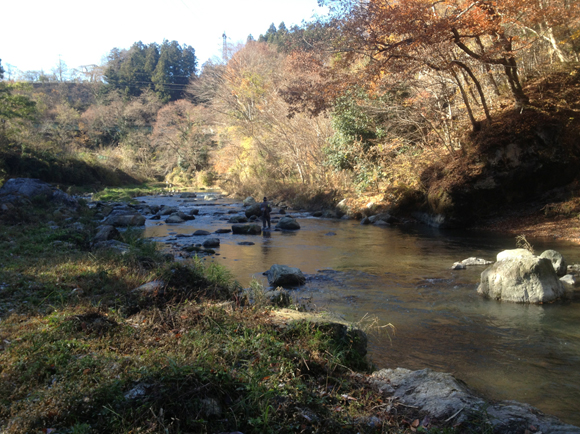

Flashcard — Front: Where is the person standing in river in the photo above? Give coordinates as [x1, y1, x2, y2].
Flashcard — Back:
[260, 197, 272, 230]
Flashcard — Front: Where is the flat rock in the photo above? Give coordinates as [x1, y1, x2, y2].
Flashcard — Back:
[214, 229, 232, 234]
[369, 368, 580, 434]
[193, 230, 211, 236]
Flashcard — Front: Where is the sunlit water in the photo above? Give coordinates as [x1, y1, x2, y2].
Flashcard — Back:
[139, 193, 580, 425]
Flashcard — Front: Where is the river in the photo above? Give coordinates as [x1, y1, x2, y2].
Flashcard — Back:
[139, 192, 580, 426]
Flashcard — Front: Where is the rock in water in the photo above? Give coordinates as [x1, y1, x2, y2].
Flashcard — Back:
[477, 256, 565, 303]
[266, 264, 306, 287]
[231, 224, 262, 235]
[275, 216, 300, 230]
[540, 249, 567, 276]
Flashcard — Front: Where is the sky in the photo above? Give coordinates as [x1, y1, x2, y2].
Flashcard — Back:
[1, 0, 328, 77]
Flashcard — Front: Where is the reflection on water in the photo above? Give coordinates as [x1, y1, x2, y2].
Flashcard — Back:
[140, 194, 580, 425]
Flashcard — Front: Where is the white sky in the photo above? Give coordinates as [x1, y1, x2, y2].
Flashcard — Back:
[1, 0, 328, 76]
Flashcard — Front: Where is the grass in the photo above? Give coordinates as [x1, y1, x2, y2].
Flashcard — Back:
[0, 198, 478, 434]
[91, 183, 166, 203]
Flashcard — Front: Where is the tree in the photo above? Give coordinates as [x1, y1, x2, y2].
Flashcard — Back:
[152, 40, 197, 101]
[104, 40, 197, 101]
[151, 100, 214, 178]
[320, 0, 552, 110]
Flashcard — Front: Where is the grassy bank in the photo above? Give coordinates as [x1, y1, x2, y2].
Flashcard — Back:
[0, 199, 441, 434]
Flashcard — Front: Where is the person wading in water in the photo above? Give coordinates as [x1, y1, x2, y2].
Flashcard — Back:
[260, 197, 272, 230]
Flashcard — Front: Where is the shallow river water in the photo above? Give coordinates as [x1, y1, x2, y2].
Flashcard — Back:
[139, 193, 580, 426]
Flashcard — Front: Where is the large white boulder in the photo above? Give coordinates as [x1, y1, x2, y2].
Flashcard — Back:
[477, 256, 565, 303]
[496, 248, 534, 262]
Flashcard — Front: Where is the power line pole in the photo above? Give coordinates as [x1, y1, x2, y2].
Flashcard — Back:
[222, 32, 227, 62]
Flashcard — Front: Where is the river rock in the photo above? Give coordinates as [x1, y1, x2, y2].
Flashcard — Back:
[177, 211, 195, 221]
[461, 257, 493, 266]
[180, 192, 197, 198]
[452, 257, 494, 269]
[232, 224, 261, 235]
[243, 196, 256, 207]
[369, 368, 580, 433]
[561, 274, 578, 288]
[244, 203, 262, 218]
[160, 206, 178, 216]
[214, 228, 231, 234]
[369, 213, 394, 224]
[0, 178, 78, 207]
[193, 230, 211, 236]
[188, 208, 200, 216]
[104, 214, 146, 227]
[360, 217, 371, 225]
[202, 238, 220, 248]
[166, 214, 185, 224]
[266, 264, 306, 287]
[540, 249, 567, 276]
[228, 215, 248, 223]
[94, 225, 119, 243]
[265, 289, 292, 307]
[276, 216, 300, 230]
[496, 248, 534, 261]
[477, 256, 565, 303]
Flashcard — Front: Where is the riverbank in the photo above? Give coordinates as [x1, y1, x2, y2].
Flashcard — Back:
[2, 181, 580, 433]
[475, 211, 580, 245]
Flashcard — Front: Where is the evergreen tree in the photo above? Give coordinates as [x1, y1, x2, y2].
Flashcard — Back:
[104, 41, 197, 101]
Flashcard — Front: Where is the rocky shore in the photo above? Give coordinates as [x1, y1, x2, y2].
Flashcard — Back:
[2, 178, 579, 433]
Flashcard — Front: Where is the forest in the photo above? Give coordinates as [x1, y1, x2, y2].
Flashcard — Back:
[1, 0, 580, 222]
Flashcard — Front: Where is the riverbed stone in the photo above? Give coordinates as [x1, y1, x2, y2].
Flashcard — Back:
[276, 216, 300, 230]
[214, 228, 231, 234]
[477, 256, 565, 303]
[540, 249, 567, 276]
[228, 215, 248, 223]
[369, 213, 394, 224]
[244, 203, 262, 218]
[232, 224, 261, 235]
[180, 192, 197, 198]
[496, 248, 534, 261]
[166, 214, 185, 224]
[265, 264, 306, 287]
[461, 257, 494, 266]
[369, 368, 580, 433]
[202, 238, 220, 248]
[177, 211, 195, 221]
[104, 214, 146, 227]
[160, 206, 178, 216]
[243, 196, 256, 207]
[193, 230, 211, 236]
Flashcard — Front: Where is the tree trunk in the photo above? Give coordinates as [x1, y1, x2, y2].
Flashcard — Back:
[451, 69, 479, 132]
[451, 60, 492, 124]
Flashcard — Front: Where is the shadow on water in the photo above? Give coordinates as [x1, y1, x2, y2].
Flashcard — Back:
[140, 194, 580, 426]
